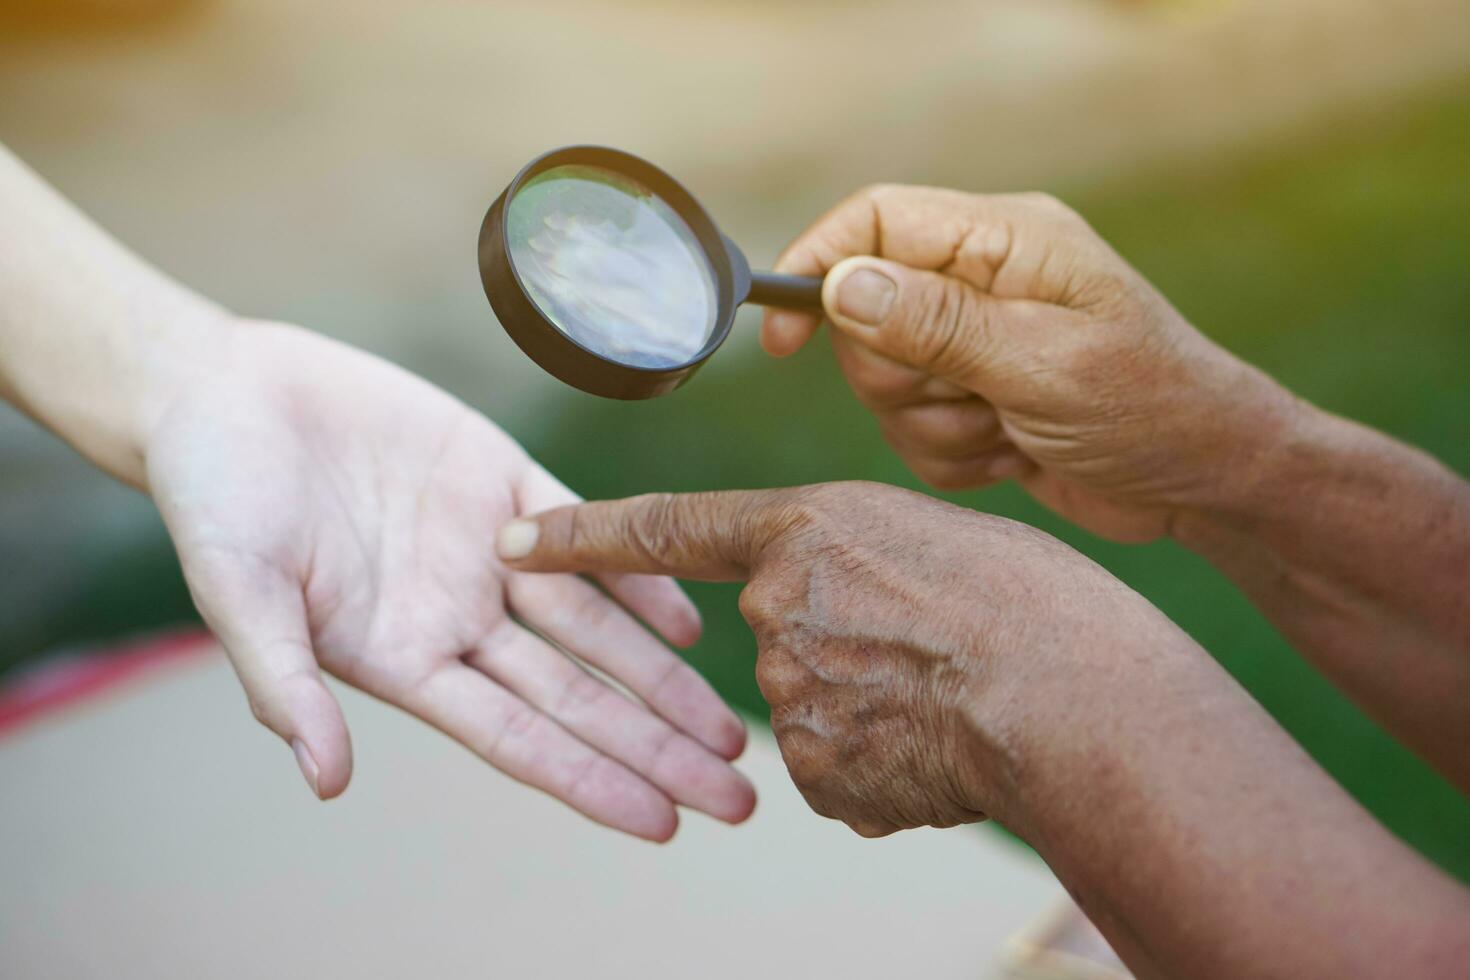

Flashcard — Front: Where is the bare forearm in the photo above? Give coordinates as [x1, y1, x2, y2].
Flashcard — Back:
[993, 626, 1470, 980]
[1176, 403, 1470, 790]
[0, 143, 232, 489]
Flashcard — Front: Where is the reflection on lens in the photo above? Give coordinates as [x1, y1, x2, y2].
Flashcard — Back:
[506, 165, 718, 369]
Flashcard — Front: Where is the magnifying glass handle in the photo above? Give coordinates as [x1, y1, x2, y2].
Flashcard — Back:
[747, 272, 825, 313]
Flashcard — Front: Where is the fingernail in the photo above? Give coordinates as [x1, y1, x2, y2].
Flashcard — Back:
[291, 737, 321, 798]
[497, 519, 540, 560]
[835, 267, 896, 327]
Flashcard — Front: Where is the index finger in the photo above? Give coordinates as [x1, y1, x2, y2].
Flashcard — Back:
[496, 489, 798, 581]
[774, 184, 987, 279]
[515, 462, 703, 647]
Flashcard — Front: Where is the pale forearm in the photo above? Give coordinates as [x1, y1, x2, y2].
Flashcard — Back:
[997, 630, 1470, 980]
[0, 143, 233, 489]
[1176, 403, 1470, 790]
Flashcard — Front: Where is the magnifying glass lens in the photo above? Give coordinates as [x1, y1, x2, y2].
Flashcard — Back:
[505, 164, 719, 369]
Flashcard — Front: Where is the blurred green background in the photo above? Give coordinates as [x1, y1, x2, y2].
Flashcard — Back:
[2, 0, 1468, 888]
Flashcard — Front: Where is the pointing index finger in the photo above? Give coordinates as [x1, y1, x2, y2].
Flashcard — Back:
[497, 489, 798, 582]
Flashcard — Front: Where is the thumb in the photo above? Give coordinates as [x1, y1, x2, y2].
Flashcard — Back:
[822, 256, 1016, 386]
[179, 552, 353, 800]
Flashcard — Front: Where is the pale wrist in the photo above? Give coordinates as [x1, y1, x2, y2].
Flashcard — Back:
[0, 144, 249, 490]
[117, 301, 240, 489]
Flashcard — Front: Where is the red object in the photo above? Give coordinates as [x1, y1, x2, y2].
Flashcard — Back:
[0, 629, 212, 737]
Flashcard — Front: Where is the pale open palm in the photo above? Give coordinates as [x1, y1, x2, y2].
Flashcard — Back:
[145, 322, 753, 840]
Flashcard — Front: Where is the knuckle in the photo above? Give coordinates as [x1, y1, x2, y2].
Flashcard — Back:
[789, 761, 833, 798]
[780, 741, 834, 797]
[832, 480, 909, 515]
[800, 790, 840, 821]
[785, 480, 860, 521]
[1021, 192, 1095, 238]
[554, 670, 609, 715]
[646, 656, 692, 708]
[768, 494, 826, 543]
[777, 504, 843, 556]
[848, 820, 895, 840]
[642, 723, 682, 776]
[562, 503, 592, 556]
[737, 579, 780, 634]
[859, 181, 904, 204]
[753, 647, 794, 702]
[773, 480, 907, 557]
[485, 701, 541, 759]
[628, 492, 684, 563]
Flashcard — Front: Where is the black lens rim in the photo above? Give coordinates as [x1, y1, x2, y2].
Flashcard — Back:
[479, 145, 746, 400]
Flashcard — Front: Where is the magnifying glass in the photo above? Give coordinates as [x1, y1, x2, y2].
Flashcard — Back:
[478, 145, 825, 400]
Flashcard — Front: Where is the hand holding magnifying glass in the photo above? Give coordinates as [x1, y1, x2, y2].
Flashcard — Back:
[479, 146, 824, 400]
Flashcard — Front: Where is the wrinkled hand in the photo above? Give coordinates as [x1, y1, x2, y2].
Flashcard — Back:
[497, 481, 1166, 838]
[763, 185, 1301, 542]
[145, 321, 753, 840]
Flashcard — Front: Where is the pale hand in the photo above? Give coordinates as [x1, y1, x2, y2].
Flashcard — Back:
[146, 321, 754, 840]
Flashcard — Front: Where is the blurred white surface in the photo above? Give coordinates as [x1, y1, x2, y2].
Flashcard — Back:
[0, 649, 1061, 980]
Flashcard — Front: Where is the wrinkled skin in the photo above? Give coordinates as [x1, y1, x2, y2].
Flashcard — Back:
[498, 480, 1167, 837]
[146, 320, 754, 840]
[762, 185, 1301, 543]
[735, 484, 1138, 838]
